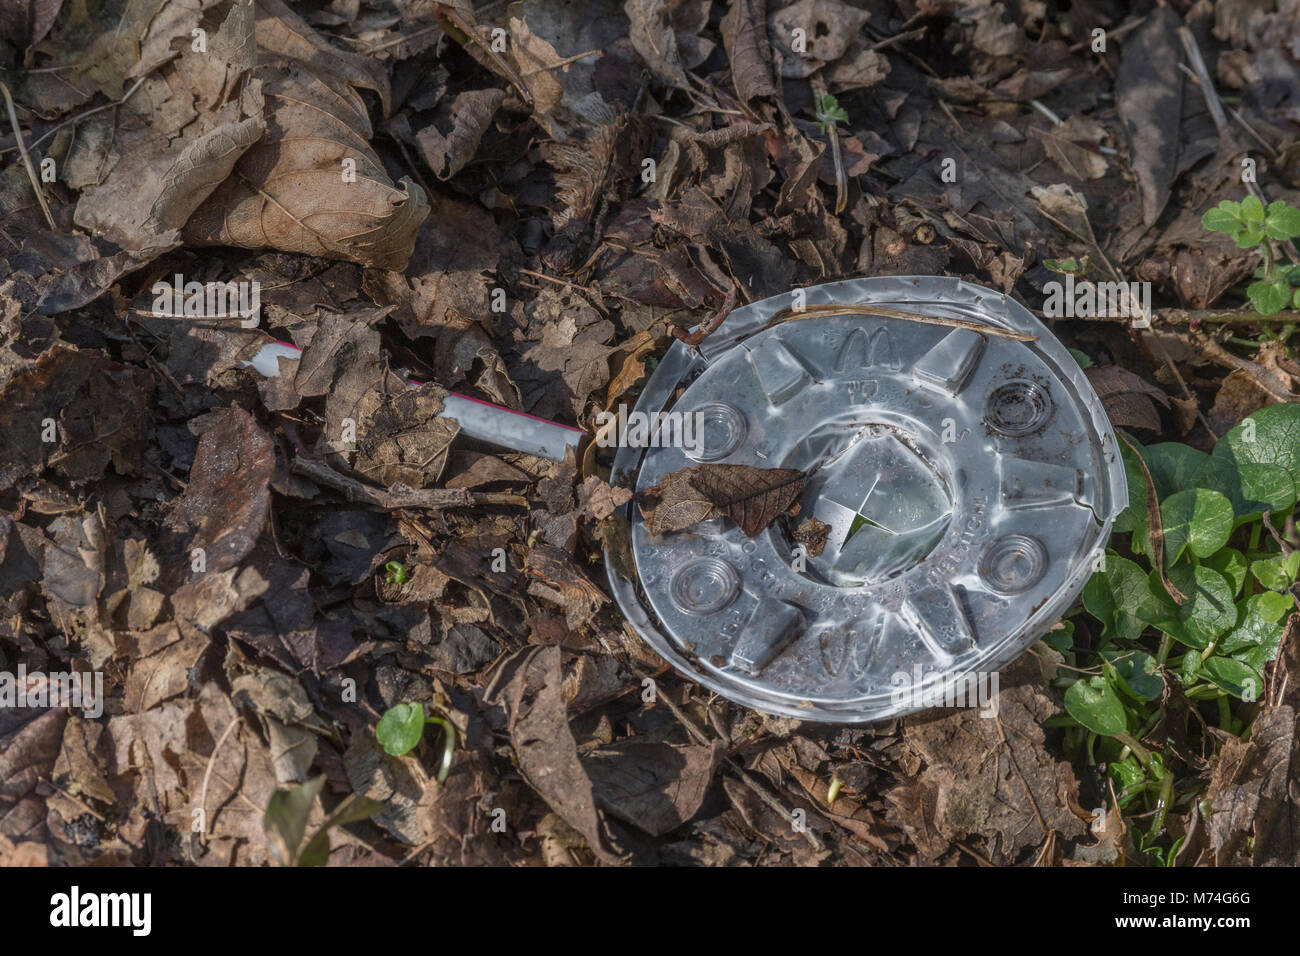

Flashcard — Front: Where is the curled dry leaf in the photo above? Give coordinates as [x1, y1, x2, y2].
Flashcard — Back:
[1085, 364, 1171, 433]
[145, 116, 268, 234]
[182, 0, 429, 269]
[416, 88, 504, 180]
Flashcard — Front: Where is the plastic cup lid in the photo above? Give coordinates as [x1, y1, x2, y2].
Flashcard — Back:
[606, 276, 1128, 722]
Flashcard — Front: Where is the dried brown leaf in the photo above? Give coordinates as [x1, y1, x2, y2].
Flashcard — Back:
[415, 88, 504, 180]
[638, 466, 716, 536]
[484, 645, 624, 864]
[793, 516, 830, 557]
[688, 463, 805, 537]
[182, 0, 429, 268]
[145, 116, 266, 233]
[1085, 364, 1171, 433]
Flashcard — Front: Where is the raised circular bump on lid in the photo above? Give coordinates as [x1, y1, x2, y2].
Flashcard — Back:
[670, 557, 741, 615]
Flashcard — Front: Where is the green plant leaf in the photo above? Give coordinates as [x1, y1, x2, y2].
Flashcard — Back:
[1247, 278, 1292, 315]
[1205, 547, 1248, 597]
[264, 775, 325, 867]
[1234, 223, 1265, 248]
[1083, 553, 1152, 642]
[1046, 258, 1081, 274]
[1103, 649, 1165, 701]
[814, 93, 848, 128]
[1065, 675, 1128, 735]
[1108, 754, 1146, 795]
[1264, 201, 1300, 240]
[1113, 440, 1152, 534]
[1201, 656, 1263, 701]
[1254, 262, 1300, 282]
[1201, 201, 1241, 235]
[1250, 551, 1300, 591]
[1214, 403, 1300, 489]
[1042, 620, 1074, 654]
[298, 792, 385, 867]
[376, 702, 425, 756]
[1068, 347, 1093, 368]
[1232, 462, 1297, 516]
[1241, 195, 1265, 223]
[1138, 443, 1290, 520]
[1159, 488, 1233, 562]
[1219, 590, 1294, 662]
[1143, 442, 1213, 499]
[1138, 565, 1236, 649]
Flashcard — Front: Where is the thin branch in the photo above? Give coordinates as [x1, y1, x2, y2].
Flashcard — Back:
[291, 456, 528, 510]
[1, 82, 55, 229]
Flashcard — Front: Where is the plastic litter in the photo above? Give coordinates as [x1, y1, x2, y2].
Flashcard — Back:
[605, 276, 1128, 722]
[243, 340, 584, 460]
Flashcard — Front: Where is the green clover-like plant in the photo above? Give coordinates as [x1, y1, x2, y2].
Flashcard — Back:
[1202, 197, 1300, 314]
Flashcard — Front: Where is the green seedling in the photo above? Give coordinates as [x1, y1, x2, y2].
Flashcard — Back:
[812, 93, 850, 215]
[1202, 196, 1300, 314]
[263, 776, 383, 867]
[813, 93, 849, 133]
[383, 560, 410, 585]
[375, 701, 456, 783]
[1059, 403, 1300, 857]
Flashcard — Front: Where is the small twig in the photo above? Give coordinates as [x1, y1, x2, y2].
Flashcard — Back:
[865, 27, 926, 53]
[827, 124, 848, 214]
[1261, 512, 1295, 557]
[520, 48, 602, 76]
[724, 761, 826, 852]
[1178, 28, 1228, 135]
[1228, 106, 1279, 159]
[1185, 329, 1300, 403]
[121, 314, 187, 398]
[1068, 14, 1147, 52]
[361, 23, 441, 54]
[1, 82, 56, 229]
[198, 716, 242, 848]
[763, 302, 1038, 342]
[291, 456, 528, 510]
[6, 75, 147, 157]
[672, 284, 736, 346]
[1149, 308, 1300, 325]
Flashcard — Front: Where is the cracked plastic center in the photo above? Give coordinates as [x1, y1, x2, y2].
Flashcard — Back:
[784, 421, 953, 588]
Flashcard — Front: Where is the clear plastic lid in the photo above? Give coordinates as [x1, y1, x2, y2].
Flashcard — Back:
[606, 276, 1127, 722]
